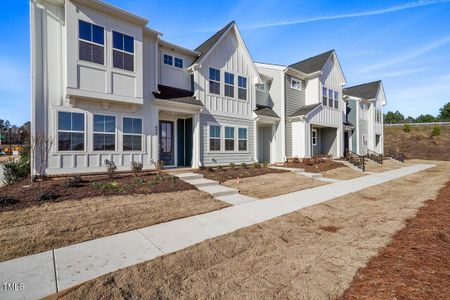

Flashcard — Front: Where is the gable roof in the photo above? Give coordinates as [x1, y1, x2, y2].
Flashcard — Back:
[290, 103, 321, 117]
[254, 106, 280, 119]
[343, 81, 381, 100]
[289, 50, 334, 74]
[153, 85, 203, 106]
[193, 21, 235, 65]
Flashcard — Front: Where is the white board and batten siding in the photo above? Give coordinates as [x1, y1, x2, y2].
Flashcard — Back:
[159, 46, 195, 91]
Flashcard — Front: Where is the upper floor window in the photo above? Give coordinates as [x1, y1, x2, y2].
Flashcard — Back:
[209, 68, 220, 95]
[238, 128, 248, 151]
[323, 87, 338, 109]
[334, 91, 339, 109]
[238, 76, 247, 100]
[174, 57, 183, 68]
[93, 115, 116, 151]
[224, 72, 234, 98]
[209, 125, 221, 151]
[360, 103, 369, 110]
[113, 31, 134, 72]
[290, 78, 302, 90]
[328, 89, 334, 107]
[322, 87, 328, 106]
[123, 117, 142, 151]
[78, 20, 104, 65]
[256, 83, 266, 91]
[58, 111, 85, 151]
[163, 54, 173, 66]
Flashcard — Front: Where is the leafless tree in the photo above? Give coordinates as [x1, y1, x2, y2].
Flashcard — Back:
[32, 134, 53, 180]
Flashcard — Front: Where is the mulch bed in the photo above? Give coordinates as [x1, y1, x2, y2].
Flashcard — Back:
[0, 173, 195, 212]
[195, 166, 287, 183]
[284, 159, 345, 173]
[340, 180, 450, 300]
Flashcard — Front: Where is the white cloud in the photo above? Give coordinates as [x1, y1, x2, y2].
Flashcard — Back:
[376, 66, 430, 78]
[240, 0, 450, 30]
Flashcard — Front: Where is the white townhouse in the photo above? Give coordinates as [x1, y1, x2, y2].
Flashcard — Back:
[30, 0, 262, 175]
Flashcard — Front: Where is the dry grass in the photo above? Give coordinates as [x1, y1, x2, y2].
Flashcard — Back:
[322, 167, 366, 180]
[222, 172, 327, 199]
[0, 190, 228, 262]
[59, 160, 450, 300]
[364, 158, 414, 172]
[0, 155, 13, 164]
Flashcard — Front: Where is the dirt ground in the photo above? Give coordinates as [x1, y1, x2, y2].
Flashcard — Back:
[222, 172, 327, 199]
[341, 180, 450, 300]
[195, 166, 287, 183]
[284, 159, 345, 172]
[322, 167, 366, 180]
[364, 158, 414, 173]
[0, 190, 228, 262]
[384, 125, 450, 161]
[59, 160, 450, 300]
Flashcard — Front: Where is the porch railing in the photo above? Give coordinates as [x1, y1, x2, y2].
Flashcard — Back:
[387, 149, 405, 163]
[367, 149, 383, 165]
[345, 149, 365, 172]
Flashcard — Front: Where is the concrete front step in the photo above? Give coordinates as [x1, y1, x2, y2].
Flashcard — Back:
[197, 185, 239, 197]
[216, 194, 257, 205]
[175, 172, 204, 181]
[184, 178, 218, 188]
[302, 172, 323, 178]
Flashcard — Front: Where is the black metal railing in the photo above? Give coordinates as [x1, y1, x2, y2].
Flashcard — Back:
[367, 149, 383, 165]
[345, 149, 365, 172]
[387, 149, 405, 163]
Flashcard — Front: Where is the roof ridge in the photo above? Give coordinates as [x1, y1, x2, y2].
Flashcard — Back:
[289, 49, 335, 67]
[343, 80, 381, 90]
[194, 20, 235, 53]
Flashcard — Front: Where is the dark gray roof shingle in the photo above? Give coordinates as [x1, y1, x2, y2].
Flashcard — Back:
[254, 106, 280, 118]
[289, 50, 334, 74]
[343, 81, 381, 100]
[290, 103, 321, 117]
[159, 97, 203, 106]
[153, 85, 203, 106]
[193, 21, 235, 64]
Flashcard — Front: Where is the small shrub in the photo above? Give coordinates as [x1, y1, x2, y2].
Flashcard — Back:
[217, 165, 223, 172]
[154, 160, 164, 173]
[431, 125, 441, 137]
[207, 166, 214, 172]
[169, 176, 178, 185]
[35, 190, 59, 202]
[252, 162, 261, 168]
[229, 162, 235, 170]
[262, 161, 268, 168]
[0, 196, 19, 207]
[241, 163, 247, 169]
[3, 159, 30, 185]
[292, 157, 300, 164]
[104, 159, 117, 178]
[133, 177, 145, 185]
[91, 181, 119, 190]
[131, 161, 143, 176]
[64, 176, 83, 188]
[403, 124, 411, 133]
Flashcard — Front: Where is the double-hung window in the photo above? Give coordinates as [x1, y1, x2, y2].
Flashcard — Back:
[312, 129, 317, 146]
[328, 89, 334, 107]
[225, 127, 235, 151]
[78, 20, 104, 65]
[93, 115, 116, 151]
[334, 91, 339, 109]
[58, 112, 85, 151]
[113, 31, 134, 72]
[174, 57, 183, 68]
[163, 54, 173, 66]
[238, 128, 248, 151]
[123, 117, 142, 151]
[238, 76, 247, 100]
[209, 125, 221, 151]
[224, 72, 234, 98]
[290, 78, 302, 90]
[209, 68, 220, 95]
[322, 87, 328, 105]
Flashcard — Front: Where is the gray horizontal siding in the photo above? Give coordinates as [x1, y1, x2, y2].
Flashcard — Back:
[285, 122, 292, 158]
[285, 76, 305, 116]
[256, 89, 272, 107]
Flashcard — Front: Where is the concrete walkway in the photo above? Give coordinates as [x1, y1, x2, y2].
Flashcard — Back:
[0, 164, 434, 300]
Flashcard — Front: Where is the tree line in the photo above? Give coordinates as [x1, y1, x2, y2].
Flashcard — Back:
[384, 102, 450, 124]
[0, 120, 31, 145]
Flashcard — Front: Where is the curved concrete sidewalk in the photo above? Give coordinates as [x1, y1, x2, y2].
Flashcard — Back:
[0, 164, 434, 300]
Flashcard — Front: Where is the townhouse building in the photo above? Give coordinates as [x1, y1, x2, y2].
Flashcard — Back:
[30, 0, 386, 176]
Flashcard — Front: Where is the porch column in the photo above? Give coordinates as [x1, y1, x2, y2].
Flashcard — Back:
[192, 112, 201, 168]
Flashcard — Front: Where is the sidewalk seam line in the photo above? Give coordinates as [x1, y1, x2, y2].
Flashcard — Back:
[136, 229, 165, 255]
[52, 249, 59, 293]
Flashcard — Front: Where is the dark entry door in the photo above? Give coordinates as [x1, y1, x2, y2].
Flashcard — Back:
[177, 118, 193, 167]
[344, 131, 349, 152]
[159, 121, 174, 166]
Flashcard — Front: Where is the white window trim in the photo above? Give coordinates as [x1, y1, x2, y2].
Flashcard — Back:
[206, 123, 249, 154]
[209, 67, 221, 95]
[362, 133, 368, 146]
[224, 72, 235, 98]
[112, 30, 135, 73]
[224, 126, 235, 152]
[92, 114, 117, 152]
[174, 57, 184, 68]
[163, 53, 173, 66]
[256, 83, 266, 91]
[290, 78, 302, 90]
[312, 129, 317, 146]
[122, 116, 143, 153]
[208, 124, 222, 152]
[238, 127, 248, 152]
[78, 19, 106, 67]
[238, 76, 247, 100]
[56, 110, 87, 153]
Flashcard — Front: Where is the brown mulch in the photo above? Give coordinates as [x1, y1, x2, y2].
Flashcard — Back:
[341, 180, 450, 300]
[195, 166, 287, 183]
[0, 173, 194, 212]
[284, 159, 345, 173]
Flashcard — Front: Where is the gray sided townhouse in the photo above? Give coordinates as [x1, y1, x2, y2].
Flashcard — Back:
[30, 0, 386, 176]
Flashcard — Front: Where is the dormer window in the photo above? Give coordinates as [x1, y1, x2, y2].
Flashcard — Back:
[290, 78, 302, 90]
[113, 31, 134, 72]
[78, 20, 104, 65]
[256, 83, 266, 91]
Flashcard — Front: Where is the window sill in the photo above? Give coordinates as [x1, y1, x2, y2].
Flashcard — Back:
[112, 67, 136, 76]
[78, 60, 107, 71]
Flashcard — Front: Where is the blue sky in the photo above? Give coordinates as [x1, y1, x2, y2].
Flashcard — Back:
[1, 0, 450, 126]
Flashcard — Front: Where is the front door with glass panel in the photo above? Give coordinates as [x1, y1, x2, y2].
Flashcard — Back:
[159, 121, 174, 166]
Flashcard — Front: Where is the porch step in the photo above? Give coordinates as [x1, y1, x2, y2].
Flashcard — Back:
[197, 185, 239, 198]
[175, 172, 204, 181]
[184, 178, 218, 188]
[301, 172, 323, 179]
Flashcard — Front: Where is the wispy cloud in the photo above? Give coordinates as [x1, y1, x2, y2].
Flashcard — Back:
[376, 66, 430, 78]
[356, 35, 450, 74]
[241, 0, 450, 30]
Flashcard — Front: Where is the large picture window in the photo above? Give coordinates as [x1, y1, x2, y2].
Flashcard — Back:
[123, 117, 142, 151]
[113, 31, 134, 72]
[209, 68, 220, 95]
[225, 126, 235, 151]
[209, 125, 221, 151]
[93, 115, 116, 151]
[58, 112, 85, 151]
[238, 128, 248, 151]
[79, 20, 104, 65]
[238, 76, 247, 100]
[224, 72, 234, 98]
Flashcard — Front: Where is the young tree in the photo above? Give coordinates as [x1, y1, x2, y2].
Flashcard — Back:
[384, 111, 405, 124]
[438, 102, 450, 121]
